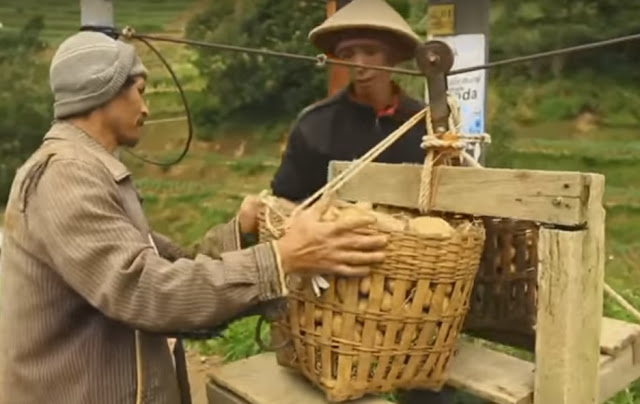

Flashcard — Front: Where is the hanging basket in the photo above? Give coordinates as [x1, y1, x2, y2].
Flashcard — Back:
[258, 199, 485, 402]
[254, 97, 490, 402]
[462, 218, 540, 349]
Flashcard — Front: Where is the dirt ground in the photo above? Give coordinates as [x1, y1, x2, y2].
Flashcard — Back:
[185, 349, 223, 404]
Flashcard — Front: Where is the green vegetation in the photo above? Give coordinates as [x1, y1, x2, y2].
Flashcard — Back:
[2, 1, 640, 402]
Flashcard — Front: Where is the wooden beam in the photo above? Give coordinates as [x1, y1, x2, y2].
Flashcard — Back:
[446, 341, 535, 404]
[599, 340, 640, 403]
[599, 316, 640, 357]
[327, 162, 599, 226]
[207, 352, 392, 404]
[533, 211, 605, 403]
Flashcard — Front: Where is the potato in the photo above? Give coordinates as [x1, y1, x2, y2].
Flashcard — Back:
[408, 216, 453, 237]
[371, 211, 406, 232]
[359, 277, 371, 295]
[355, 201, 373, 210]
[381, 292, 393, 312]
[423, 288, 434, 310]
[375, 330, 384, 346]
[385, 279, 396, 294]
[357, 298, 368, 312]
[341, 207, 373, 220]
[321, 206, 340, 222]
[354, 322, 363, 343]
[336, 278, 348, 303]
[332, 314, 343, 337]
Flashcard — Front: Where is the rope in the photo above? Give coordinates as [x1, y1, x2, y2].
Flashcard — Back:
[122, 27, 422, 77]
[604, 283, 640, 324]
[121, 28, 640, 79]
[290, 108, 428, 218]
[418, 94, 489, 213]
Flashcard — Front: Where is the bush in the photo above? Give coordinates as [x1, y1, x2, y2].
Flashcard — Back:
[184, 0, 328, 134]
[0, 16, 53, 205]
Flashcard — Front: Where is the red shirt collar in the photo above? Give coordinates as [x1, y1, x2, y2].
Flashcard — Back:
[376, 95, 399, 117]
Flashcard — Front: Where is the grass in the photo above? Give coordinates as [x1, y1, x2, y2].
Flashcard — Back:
[0, 0, 203, 119]
[3, 2, 639, 401]
[127, 116, 640, 403]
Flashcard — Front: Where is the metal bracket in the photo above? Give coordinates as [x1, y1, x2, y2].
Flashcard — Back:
[415, 40, 455, 134]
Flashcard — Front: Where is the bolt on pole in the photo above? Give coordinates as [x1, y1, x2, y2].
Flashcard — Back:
[426, 0, 491, 163]
[80, 0, 115, 37]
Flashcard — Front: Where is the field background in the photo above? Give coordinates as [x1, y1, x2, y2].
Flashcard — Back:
[1, 1, 639, 403]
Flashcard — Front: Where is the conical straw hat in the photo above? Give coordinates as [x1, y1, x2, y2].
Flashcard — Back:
[309, 0, 421, 62]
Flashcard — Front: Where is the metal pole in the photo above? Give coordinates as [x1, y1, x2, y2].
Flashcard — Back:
[80, 0, 116, 37]
[426, 0, 491, 163]
[326, 0, 352, 96]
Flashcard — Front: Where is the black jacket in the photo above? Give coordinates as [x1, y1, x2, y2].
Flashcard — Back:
[271, 85, 427, 202]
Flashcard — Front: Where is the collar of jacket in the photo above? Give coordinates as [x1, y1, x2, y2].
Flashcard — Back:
[43, 121, 131, 182]
[343, 81, 426, 122]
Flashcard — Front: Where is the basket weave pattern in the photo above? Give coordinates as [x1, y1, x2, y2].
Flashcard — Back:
[463, 218, 539, 348]
[258, 203, 486, 402]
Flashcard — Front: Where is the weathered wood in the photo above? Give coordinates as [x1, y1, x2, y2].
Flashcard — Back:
[447, 341, 535, 404]
[599, 340, 640, 403]
[207, 352, 392, 404]
[327, 162, 593, 226]
[534, 223, 604, 402]
[207, 382, 253, 404]
[600, 316, 640, 357]
[206, 313, 640, 404]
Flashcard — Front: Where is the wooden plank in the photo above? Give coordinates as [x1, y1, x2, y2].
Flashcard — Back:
[600, 317, 640, 357]
[599, 340, 640, 403]
[534, 227, 604, 401]
[207, 352, 392, 404]
[207, 381, 253, 404]
[327, 162, 592, 226]
[446, 341, 535, 404]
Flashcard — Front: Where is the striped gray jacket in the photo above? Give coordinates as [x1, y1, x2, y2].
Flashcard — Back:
[0, 121, 286, 404]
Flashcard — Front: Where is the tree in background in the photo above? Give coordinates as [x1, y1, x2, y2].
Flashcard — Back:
[185, 0, 415, 133]
[185, 0, 327, 132]
[0, 17, 53, 205]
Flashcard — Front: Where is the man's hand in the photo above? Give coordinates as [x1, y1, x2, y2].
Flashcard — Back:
[275, 196, 388, 278]
[238, 195, 262, 234]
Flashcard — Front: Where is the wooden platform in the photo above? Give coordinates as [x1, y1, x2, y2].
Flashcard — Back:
[206, 317, 640, 404]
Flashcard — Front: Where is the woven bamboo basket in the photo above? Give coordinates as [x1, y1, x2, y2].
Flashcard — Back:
[257, 198, 486, 402]
[463, 218, 540, 349]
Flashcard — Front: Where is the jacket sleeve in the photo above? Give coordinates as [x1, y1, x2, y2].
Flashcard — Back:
[150, 231, 190, 261]
[270, 123, 329, 202]
[188, 217, 244, 260]
[27, 158, 288, 334]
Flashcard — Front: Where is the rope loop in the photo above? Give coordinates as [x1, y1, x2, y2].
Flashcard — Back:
[315, 54, 328, 67]
[121, 26, 135, 40]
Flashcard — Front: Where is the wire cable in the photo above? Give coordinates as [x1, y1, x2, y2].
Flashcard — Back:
[127, 29, 640, 78]
[124, 36, 194, 167]
[108, 26, 640, 167]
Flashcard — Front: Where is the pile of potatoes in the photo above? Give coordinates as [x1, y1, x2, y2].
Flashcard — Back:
[321, 200, 455, 238]
[297, 273, 456, 348]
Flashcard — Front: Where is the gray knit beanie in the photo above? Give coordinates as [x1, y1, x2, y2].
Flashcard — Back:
[49, 31, 147, 119]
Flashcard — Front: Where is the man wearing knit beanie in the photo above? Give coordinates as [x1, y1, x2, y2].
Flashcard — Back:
[0, 31, 389, 404]
[50, 30, 149, 146]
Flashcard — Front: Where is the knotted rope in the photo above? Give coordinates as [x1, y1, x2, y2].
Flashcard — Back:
[259, 94, 640, 328]
[418, 94, 489, 213]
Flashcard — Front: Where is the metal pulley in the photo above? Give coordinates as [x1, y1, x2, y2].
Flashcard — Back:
[415, 40, 455, 133]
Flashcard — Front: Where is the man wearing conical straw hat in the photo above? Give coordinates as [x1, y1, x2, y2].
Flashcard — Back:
[270, 0, 455, 403]
[271, 0, 430, 202]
